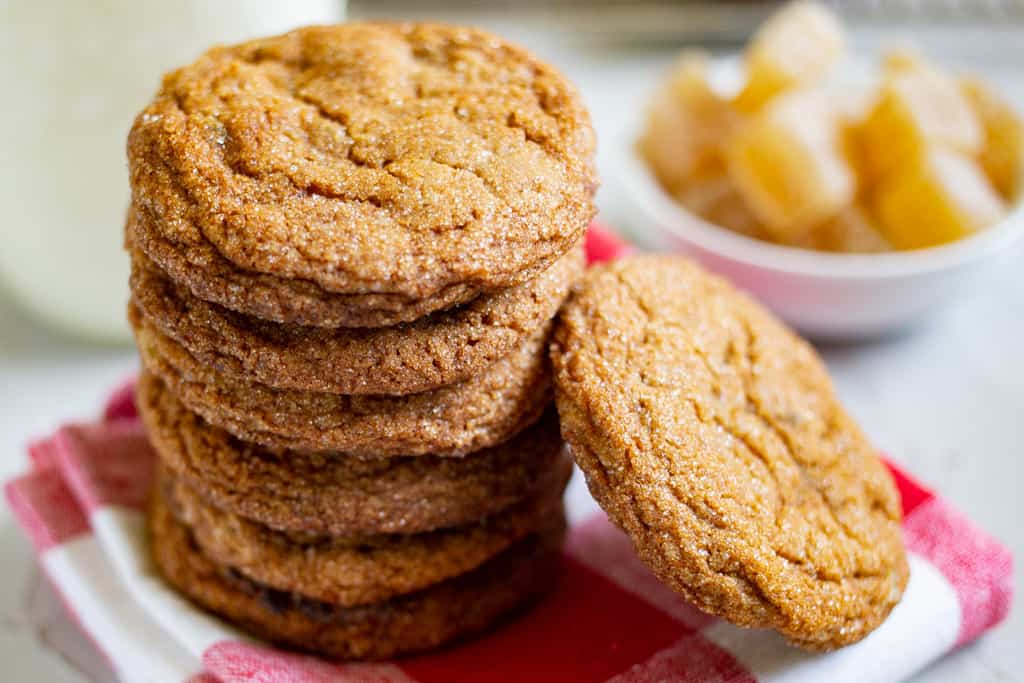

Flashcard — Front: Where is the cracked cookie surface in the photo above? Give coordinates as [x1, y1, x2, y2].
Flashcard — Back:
[128, 22, 596, 327]
[149, 481, 566, 660]
[130, 245, 581, 395]
[550, 255, 908, 650]
[138, 371, 569, 536]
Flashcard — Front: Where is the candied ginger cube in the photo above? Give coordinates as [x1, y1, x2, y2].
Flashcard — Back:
[872, 150, 1005, 249]
[735, 1, 845, 112]
[639, 51, 738, 194]
[961, 76, 1024, 200]
[859, 66, 982, 180]
[672, 171, 766, 240]
[726, 90, 855, 240]
[792, 205, 891, 253]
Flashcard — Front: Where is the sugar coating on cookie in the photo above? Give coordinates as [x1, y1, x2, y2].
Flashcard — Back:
[149, 482, 566, 660]
[131, 305, 552, 456]
[162, 461, 568, 607]
[128, 22, 596, 326]
[130, 246, 583, 396]
[138, 370, 570, 536]
[551, 255, 908, 650]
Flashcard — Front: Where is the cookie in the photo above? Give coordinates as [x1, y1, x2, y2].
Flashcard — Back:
[138, 371, 569, 535]
[551, 255, 908, 650]
[132, 304, 551, 456]
[150, 482, 566, 660]
[127, 22, 597, 328]
[162, 458, 569, 606]
[129, 245, 582, 396]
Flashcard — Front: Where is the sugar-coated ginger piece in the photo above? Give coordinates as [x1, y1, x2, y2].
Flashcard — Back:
[872, 149, 1005, 249]
[859, 65, 982, 180]
[735, 1, 846, 112]
[790, 205, 891, 253]
[639, 51, 739, 194]
[727, 90, 855, 241]
[672, 169, 767, 240]
[961, 76, 1024, 200]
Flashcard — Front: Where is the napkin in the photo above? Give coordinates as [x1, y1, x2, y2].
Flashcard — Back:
[4, 226, 1013, 683]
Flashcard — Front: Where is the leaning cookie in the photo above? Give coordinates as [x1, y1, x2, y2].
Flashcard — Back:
[138, 371, 569, 536]
[127, 22, 596, 328]
[131, 304, 551, 457]
[129, 245, 582, 396]
[162, 459, 569, 607]
[551, 255, 908, 650]
[150, 482, 566, 660]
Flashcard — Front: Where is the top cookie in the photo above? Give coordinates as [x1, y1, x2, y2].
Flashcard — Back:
[551, 256, 908, 650]
[128, 22, 597, 327]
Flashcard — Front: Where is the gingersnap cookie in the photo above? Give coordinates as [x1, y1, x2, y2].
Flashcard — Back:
[162, 457, 569, 607]
[127, 22, 597, 329]
[551, 255, 908, 651]
[150, 482, 566, 660]
[131, 304, 551, 456]
[129, 245, 582, 396]
[138, 371, 569, 535]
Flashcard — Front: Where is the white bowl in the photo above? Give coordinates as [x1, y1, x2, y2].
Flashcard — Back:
[618, 60, 1024, 340]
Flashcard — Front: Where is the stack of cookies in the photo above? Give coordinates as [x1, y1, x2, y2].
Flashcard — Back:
[124, 23, 595, 659]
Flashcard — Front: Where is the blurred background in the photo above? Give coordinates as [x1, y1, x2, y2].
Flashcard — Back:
[2, 0, 1022, 345]
[0, 2, 1021, 682]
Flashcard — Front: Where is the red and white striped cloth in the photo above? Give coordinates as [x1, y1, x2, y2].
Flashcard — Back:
[4, 226, 1014, 683]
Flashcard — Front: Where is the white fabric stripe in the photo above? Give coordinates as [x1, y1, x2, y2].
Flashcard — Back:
[42, 535, 200, 683]
[90, 506, 247, 659]
[701, 553, 961, 683]
[565, 466, 602, 525]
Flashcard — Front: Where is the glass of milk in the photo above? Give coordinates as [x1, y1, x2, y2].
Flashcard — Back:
[0, 1, 344, 342]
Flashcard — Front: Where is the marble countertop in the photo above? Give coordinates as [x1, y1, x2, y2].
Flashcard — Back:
[0, 20, 1020, 683]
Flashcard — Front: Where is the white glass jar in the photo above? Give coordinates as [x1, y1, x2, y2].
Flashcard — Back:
[0, 0, 344, 342]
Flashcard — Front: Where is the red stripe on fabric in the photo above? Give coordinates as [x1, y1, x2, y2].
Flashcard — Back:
[102, 375, 139, 423]
[566, 514, 715, 630]
[204, 641, 410, 683]
[54, 421, 155, 513]
[903, 497, 1014, 646]
[4, 459, 116, 668]
[4, 470, 90, 551]
[607, 632, 757, 683]
[883, 459, 935, 517]
[203, 642, 342, 683]
[585, 222, 634, 265]
[27, 436, 60, 471]
[400, 555, 692, 683]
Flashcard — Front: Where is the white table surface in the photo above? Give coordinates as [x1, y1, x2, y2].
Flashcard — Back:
[0, 18, 1021, 683]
